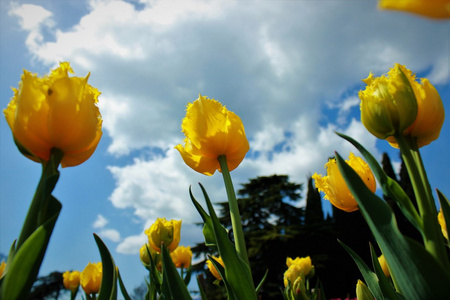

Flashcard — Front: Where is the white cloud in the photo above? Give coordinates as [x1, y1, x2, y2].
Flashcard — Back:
[9, 0, 449, 254]
[93, 214, 109, 228]
[9, 3, 55, 51]
[98, 229, 121, 242]
[117, 234, 146, 254]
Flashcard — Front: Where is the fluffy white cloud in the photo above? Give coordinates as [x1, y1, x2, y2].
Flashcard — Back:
[98, 229, 121, 242]
[9, 0, 448, 253]
[93, 214, 109, 228]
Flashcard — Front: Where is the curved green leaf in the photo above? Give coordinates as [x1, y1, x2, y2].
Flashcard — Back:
[160, 243, 192, 300]
[437, 189, 450, 247]
[1, 196, 61, 300]
[336, 152, 450, 299]
[189, 186, 216, 247]
[199, 183, 257, 300]
[94, 234, 117, 300]
[117, 267, 132, 300]
[338, 240, 385, 300]
[336, 132, 423, 233]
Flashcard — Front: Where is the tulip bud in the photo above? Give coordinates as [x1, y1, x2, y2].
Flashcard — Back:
[359, 64, 418, 140]
[438, 209, 448, 240]
[359, 64, 444, 148]
[206, 256, 225, 280]
[145, 218, 182, 253]
[0, 261, 6, 278]
[356, 279, 373, 300]
[170, 246, 193, 268]
[378, 254, 390, 277]
[80, 262, 102, 295]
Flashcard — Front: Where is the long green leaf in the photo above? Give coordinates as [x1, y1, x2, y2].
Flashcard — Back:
[117, 267, 132, 300]
[94, 234, 117, 300]
[199, 183, 257, 300]
[1, 196, 61, 300]
[368, 244, 401, 300]
[208, 255, 236, 300]
[336, 132, 423, 233]
[160, 243, 192, 300]
[338, 240, 385, 300]
[336, 152, 450, 298]
[189, 186, 216, 247]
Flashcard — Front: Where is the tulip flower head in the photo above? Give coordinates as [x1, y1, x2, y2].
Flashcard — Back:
[286, 256, 313, 278]
[378, 0, 450, 19]
[145, 218, 182, 253]
[313, 153, 376, 212]
[80, 262, 102, 295]
[63, 270, 80, 292]
[360, 64, 444, 148]
[170, 245, 193, 268]
[4, 62, 102, 167]
[207, 256, 225, 280]
[175, 94, 250, 175]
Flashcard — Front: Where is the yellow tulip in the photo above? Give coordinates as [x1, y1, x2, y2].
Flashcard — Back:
[80, 262, 102, 295]
[3, 62, 102, 167]
[206, 256, 225, 280]
[63, 270, 80, 292]
[360, 64, 444, 148]
[145, 218, 182, 253]
[140, 243, 152, 266]
[378, 254, 391, 277]
[438, 208, 448, 240]
[356, 280, 373, 300]
[286, 256, 313, 277]
[359, 64, 418, 140]
[0, 261, 6, 278]
[175, 94, 250, 176]
[379, 0, 450, 19]
[313, 153, 376, 212]
[170, 245, 193, 268]
[283, 264, 303, 288]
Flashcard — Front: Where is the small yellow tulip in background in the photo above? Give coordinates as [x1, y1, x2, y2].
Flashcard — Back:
[175, 94, 250, 175]
[378, 0, 450, 19]
[286, 256, 313, 278]
[313, 153, 376, 212]
[206, 256, 225, 280]
[0, 261, 6, 278]
[63, 270, 80, 292]
[170, 245, 193, 268]
[80, 262, 102, 295]
[3, 62, 102, 167]
[145, 218, 182, 253]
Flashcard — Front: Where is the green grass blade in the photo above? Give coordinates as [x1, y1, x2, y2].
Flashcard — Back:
[94, 234, 118, 300]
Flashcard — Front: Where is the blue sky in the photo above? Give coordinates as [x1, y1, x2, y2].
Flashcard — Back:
[0, 0, 449, 296]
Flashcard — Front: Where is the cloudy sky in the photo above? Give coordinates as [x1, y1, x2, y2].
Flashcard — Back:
[0, 0, 449, 295]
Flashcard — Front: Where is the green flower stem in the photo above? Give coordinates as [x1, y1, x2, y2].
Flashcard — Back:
[394, 135, 449, 268]
[218, 155, 250, 266]
[16, 148, 64, 250]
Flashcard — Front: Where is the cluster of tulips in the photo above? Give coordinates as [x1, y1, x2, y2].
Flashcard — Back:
[1, 0, 449, 299]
